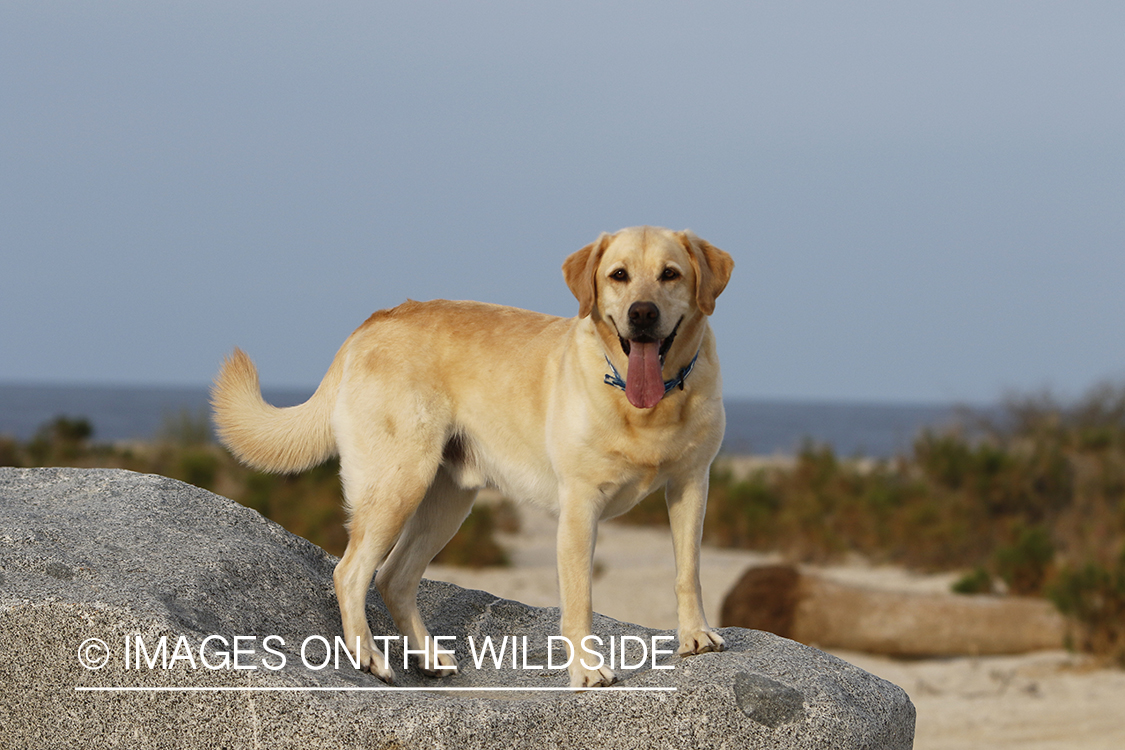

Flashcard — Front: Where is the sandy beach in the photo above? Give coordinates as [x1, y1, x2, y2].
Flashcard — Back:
[428, 496, 1125, 750]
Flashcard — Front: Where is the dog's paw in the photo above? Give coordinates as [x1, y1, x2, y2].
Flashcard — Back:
[678, 627, 725, 656]
[417, 649, 459, 678]
[359, 646, 396, 684]
[569, 662, 617, 689]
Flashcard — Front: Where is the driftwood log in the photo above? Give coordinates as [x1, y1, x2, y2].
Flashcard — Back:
[721, 565, 1066, 657]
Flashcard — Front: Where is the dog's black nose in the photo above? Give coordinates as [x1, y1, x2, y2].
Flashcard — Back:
[628, 301, 660, 330]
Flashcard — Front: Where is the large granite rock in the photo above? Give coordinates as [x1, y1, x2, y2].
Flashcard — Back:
[0, 467, 915, 748]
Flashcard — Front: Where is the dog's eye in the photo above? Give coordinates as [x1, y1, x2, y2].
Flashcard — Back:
[661, 267, 681, 281]
[609, 269, 629, 282]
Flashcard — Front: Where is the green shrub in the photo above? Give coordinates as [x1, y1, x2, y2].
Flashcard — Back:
[914, 430, 978, 491]
[1048, 548, 1125, 666]
[622, 486, 670, 527]
[993, 524, 1056, 596]
[175, 449, 219, 491]
[952, 566, 994, 595]
[0, 436, 20, 467]
[704, 470, 782, 550]
[433, 505, 510, 568]
[159, 408, 213, 446]
[28, 415, 93, 463]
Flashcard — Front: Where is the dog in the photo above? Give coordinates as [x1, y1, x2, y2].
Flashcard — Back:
[211, 226, 733, 687]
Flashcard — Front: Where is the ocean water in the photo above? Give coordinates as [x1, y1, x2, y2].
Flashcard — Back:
[0, 383, 966, 458]
[722, 399, 963, 457]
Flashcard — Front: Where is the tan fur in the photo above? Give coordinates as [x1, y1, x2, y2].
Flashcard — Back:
[211, 226, 734, 687]
[211, 347, 341, 473]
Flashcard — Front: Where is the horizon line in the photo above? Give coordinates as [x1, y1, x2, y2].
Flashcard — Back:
[0, 379, 973, 409]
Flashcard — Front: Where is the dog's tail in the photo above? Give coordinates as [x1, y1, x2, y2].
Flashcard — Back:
[210, 348, 341, 473]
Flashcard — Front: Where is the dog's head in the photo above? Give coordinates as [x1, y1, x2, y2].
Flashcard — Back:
[563, 226, 734, 409]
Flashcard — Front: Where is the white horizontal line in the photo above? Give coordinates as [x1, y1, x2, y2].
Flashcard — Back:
[75, 686, 676, 693]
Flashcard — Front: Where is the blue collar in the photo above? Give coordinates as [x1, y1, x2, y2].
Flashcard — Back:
[604, 350, 700, 395]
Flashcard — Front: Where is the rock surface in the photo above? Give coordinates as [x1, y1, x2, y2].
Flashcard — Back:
[0, 467, 915, 749]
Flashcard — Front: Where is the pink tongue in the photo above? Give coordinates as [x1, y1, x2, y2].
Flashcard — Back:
[625, 341, 665, 409]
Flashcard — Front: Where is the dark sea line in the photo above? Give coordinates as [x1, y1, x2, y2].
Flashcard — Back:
[0, 382, 972, 458]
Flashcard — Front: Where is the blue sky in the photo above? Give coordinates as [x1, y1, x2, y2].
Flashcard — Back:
[2, 2, 1122, 403]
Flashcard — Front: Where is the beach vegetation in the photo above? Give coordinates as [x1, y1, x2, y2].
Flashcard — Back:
[0, 415, 508, 567]
[4, 381, 1123, 659]
[1048, 546, 1125, 666]
[626, 381, 1125, 663]
[951, 566, 995, 595]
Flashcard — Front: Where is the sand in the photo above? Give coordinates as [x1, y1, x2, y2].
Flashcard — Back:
[427, 499, 1125, 750]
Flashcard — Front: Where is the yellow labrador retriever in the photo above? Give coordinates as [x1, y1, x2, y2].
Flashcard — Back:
[211, 226, 733, 687]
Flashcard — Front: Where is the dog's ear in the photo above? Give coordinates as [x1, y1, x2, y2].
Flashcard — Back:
[679, 231, 734, 315]
[562, 232, 611, 318]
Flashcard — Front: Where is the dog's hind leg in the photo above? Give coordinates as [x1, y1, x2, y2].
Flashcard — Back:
[332, 419, 446, 683]
[375, 465, 476, 676]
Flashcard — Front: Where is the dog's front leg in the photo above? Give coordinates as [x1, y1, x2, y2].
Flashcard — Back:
[556, 495, 616, 688]
[666, 473, 726, 656]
